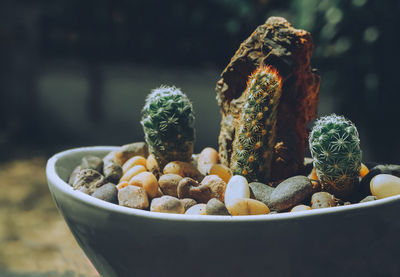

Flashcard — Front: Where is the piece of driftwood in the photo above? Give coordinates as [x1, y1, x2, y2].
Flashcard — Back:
[216, 16, 320, 183]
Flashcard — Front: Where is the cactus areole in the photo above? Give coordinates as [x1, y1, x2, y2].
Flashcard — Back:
[309, 114, 362, 198]
[141, 86, 195, 169]
[230, 65, 282, 183]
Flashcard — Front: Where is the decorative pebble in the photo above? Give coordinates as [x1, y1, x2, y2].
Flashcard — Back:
[163, 161, 204, 181]
[308, 168, 321, 192]
[290, 205, 311, 212]
[116, 181, 129, 190]
[224, 175, 250, 207]
[103, 161, 123, 184]
[177, 177, 212, 203]
[370, 174, 400, 199]
[197, 147, 219, 175]
[68, 165, 82, 185]
[206, 198, 230, 215]
[103, 150, 118, 164]
[118, 185, 149, 209]
[114, 142, 149, 166]
[359, 164, 400, 198]
[209, 164, 232, 183]
[72, 169, 105, 195]
[268, 176, 313, 211]
[122, 156, 147, 173]
[158, 174, 183, 198]
[185, 204, 207, 215]
[360, 195, 377, 203]
[226, 198, 270, 216]
[200, 175, 226, 202]
[360, 163, 369, 178]
[311, 192, 335, 209]
[146, 154, 160, 177]
[249, 182, 274, 206]
[150, 196, 185, 214]
[120, 165, 147, 183]
[91, 183, 118, 203]
[180, 198, 197, 211]
[81, 155, 104, 173]
[128, 171, 159, 198]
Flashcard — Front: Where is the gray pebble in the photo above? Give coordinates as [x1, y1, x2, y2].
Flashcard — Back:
[114, 142, 149, 165]
[206, 198, 230, 215]
[311, 192, 336, 209]
[81, 155, 103, 173]
[103, 161, 123, 184]
[68, 165, 82, 185]
[268, 176, 313, 211]
[249, 182, 274, 206]
[360, 195, 377, 203]
[91, 183, 118, 203]
[72, 169, 105, 195]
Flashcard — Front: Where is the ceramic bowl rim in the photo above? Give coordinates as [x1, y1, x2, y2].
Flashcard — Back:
[46, 146, 400, 222]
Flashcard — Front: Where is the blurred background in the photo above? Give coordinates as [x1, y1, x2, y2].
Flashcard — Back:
[1, 0, 399, 276]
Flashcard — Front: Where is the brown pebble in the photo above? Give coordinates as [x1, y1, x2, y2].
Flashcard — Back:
[311, 192, 336, 209]
[118, 185, 149, 209]
[164, 161, 204, 181]
[177, 177, 213, 203]
[200, 175, 226, 203]
[180, 198, 197, 211]
[158, 174, 183, 198]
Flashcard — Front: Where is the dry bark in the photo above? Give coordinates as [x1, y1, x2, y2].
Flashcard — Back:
[216, 16, 320, 183]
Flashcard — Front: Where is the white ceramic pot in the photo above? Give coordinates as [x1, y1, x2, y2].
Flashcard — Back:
[46, 146, 400, 277]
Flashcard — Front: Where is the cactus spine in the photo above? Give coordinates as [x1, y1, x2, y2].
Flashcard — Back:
[309, 114, 362, 198]
[141, 86, 195, 169]
[230, 65, 282, 182]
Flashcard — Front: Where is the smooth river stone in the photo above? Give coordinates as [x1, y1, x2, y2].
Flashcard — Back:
[224, 175, 250, 206]
[370, 174, 400, 199]
[268, 176, 313, 211]
[249, 182, 274, 206]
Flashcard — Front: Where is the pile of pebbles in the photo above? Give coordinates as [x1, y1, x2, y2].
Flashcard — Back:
[68, 142, 400, 216]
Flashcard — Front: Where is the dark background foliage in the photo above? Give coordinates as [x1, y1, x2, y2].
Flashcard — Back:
[1, 0, 399, 163]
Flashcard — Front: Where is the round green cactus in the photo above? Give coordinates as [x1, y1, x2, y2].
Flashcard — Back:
[141, 86, 195, 169]
[309, 114, 362, 198]
[230, 65, 282, 182]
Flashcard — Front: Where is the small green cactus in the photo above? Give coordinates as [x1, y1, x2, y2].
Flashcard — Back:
[309, 114, 362, 198]
[230, 65, 282, 182]
[141, 86, 195, 169]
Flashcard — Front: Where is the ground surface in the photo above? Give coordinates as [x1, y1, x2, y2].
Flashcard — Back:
[0, 157, 98, 277]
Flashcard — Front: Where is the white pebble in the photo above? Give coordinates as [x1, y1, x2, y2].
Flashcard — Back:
[370, 174, 400, 199]
[224, 175, 250, 206]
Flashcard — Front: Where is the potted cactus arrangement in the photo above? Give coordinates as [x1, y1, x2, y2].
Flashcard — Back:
[67, 16, 400, 216]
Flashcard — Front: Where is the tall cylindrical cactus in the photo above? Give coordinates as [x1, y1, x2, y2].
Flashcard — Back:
[141, 86, 195, 169]
[309, 114, 362, 198]
[230, 65, 282, 182]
